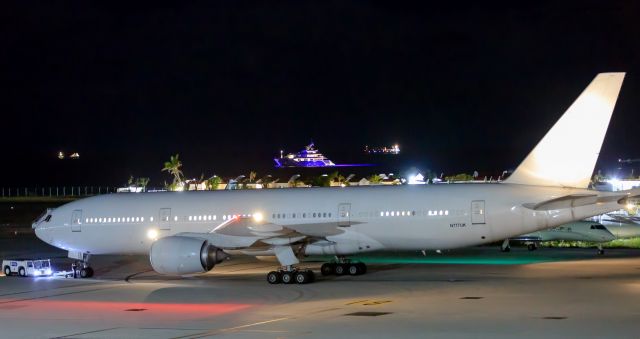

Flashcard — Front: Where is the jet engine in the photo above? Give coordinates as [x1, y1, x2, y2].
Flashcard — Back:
[149, 236, 228, 275]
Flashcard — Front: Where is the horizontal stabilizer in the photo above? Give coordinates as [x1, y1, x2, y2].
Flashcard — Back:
[523, 194, 598, 210]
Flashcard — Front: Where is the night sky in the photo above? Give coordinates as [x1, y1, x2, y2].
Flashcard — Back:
[2, 1, 639, 187]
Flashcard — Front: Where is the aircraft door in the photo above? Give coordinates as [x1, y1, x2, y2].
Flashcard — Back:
[471, 200, 485, 224]
[337, 203, 351, 227]
[71, 209, 82, 232]
[159, 208, 171, 230]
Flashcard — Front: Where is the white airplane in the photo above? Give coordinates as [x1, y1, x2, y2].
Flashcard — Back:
[503, 220, 616, 254]
[33, 73, 635, 284]
[598, 213, 640, 238]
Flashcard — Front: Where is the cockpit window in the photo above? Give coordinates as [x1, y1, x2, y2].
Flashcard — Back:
[591, 224, 606, 230]
[44, 215, 52, 222]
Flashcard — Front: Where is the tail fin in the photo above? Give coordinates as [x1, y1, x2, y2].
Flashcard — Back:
[504, 72, 625, 188]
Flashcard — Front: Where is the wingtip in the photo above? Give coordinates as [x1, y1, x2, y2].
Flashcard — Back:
[597, 72, 626, 77]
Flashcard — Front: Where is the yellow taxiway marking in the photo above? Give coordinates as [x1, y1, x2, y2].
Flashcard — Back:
[345, 299, 392, 306]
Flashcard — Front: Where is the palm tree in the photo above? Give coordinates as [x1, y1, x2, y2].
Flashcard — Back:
[368, 174, 382, 184]
[136, 177, 150, 190]
[162, 154, 184, 190]
[206, 175, 222, 190]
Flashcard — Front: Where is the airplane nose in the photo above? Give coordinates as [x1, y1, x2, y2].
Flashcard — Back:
[35, 227, 55, 246]
[603, 229, 616, 241]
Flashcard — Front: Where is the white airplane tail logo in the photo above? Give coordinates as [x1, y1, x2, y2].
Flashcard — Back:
[505, 73, 625, 188]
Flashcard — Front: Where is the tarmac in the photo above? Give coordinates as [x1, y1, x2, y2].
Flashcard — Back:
[1, 236, 640, 338]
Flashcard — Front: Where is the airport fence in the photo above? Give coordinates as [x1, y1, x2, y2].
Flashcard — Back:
[0, 187, 120, 198]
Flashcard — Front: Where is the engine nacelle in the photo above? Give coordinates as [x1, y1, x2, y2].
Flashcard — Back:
[149, 236, 228, 275]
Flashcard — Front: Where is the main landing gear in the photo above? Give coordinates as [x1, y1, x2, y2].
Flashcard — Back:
[267, 267, 315, 285]
[597, 244, 605, 255]
[320, 257, 367, 276]
[267, 246, 315, 284]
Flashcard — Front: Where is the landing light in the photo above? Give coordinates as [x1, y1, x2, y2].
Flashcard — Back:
[147, 229, 159, 240]
[253, 213, 263, 222]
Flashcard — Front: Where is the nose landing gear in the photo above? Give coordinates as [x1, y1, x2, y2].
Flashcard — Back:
[69, 252, 94, 278]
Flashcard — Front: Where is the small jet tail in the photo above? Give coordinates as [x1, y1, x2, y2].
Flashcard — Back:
[504, 73, 625, 188]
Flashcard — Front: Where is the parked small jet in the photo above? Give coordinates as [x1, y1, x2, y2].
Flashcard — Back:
[598, 213, 640, 238]
[502, 220, 615, 254]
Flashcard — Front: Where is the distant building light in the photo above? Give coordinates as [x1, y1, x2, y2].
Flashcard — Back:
[58, 152, 64, 160]
[70, 152, 80, 159]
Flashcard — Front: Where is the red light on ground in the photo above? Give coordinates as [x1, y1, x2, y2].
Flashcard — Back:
[0, 299, 251, 315]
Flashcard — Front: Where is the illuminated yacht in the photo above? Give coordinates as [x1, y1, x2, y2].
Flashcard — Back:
[274, 142, 335, 168]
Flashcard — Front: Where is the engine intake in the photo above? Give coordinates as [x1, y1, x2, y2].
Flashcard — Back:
[149, 236, 228, 275]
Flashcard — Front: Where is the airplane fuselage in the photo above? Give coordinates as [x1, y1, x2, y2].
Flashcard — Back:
[34, 184, 619, 256]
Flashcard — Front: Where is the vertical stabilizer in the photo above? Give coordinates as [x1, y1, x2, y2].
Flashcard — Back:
[505, 73, 625, 188]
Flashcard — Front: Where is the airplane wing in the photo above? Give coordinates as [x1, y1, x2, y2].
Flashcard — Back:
[509, 235, 543, 242]
[175, 215, 348, 250]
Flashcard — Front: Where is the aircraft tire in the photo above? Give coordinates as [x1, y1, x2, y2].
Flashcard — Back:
[356, 263, 367, 275]
[335, 264, 346, 276]
[267, 271, 281, 284]
[320, 263, 335, 276]
[295, 271, 310, 284]
[281, 271, 294, 284]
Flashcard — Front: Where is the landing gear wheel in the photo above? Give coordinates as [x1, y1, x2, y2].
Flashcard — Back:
[527, 243, 537, 251]
[267, 271, 281, 284]
[348, 264, 360, 276]
[598, 249, 605, 255]
[80, 267, 94, 278]
[3, 266, 10, 276]
[357, 263, 367, 274]
[334, 264, 346, 275]
[501, 246, 511, 253]
[281, 271, 294, 284]
[295, 271, 311, 284]
[307, 270, 315, 282]
[18, 267, 26, 277]
[321, 263, 335, 276]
